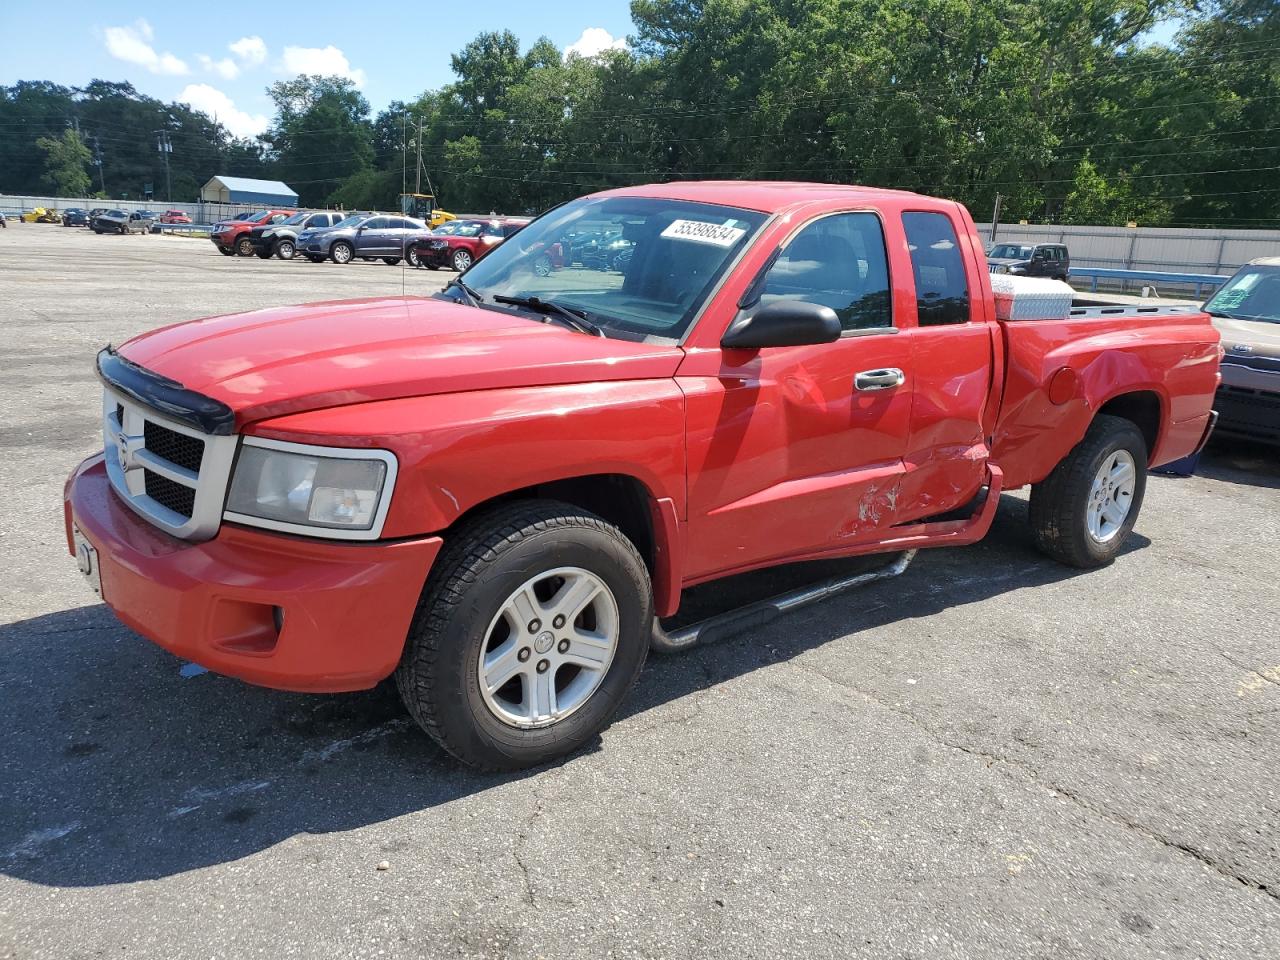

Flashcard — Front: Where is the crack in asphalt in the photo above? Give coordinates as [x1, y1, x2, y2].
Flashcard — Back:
[511, 785, 546, 909]
[1219, 651, 1280, 691]
[785, 657, 1280, 908]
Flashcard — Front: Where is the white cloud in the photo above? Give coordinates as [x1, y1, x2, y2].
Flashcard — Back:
[198, 54, 240, 80]
[229, 35, 267, 66]
[564, 27, 627, 60]
[103, 19, 188, 75]
[178, 84, 269, 139]
[279, 45, 366, 86]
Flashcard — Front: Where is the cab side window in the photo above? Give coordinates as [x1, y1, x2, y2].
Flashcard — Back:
[307, 214, 329, 228]
[755, 212, 892, 331]
[902, 212, 970, 326]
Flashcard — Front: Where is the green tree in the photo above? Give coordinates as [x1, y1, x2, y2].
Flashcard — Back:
[265, 75, 374, 206]
[35, 128, 92, 196]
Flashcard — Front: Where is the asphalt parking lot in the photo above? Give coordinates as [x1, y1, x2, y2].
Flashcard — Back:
[1, 224, 1278, 959]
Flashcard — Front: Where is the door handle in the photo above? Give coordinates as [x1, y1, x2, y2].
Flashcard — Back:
[854, 368, 905, 391]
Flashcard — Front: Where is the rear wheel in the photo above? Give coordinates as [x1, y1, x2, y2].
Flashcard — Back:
[275, 238, 296, 260]
[452, 248, 472, 272]
[1029, 414, 1147, 569]
[331, 241, 354, 265]
[533, 254, 552, 277]
[396, 501, 652, 771]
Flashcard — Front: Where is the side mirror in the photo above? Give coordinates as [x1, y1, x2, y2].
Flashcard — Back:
[721, 301, 841, 349]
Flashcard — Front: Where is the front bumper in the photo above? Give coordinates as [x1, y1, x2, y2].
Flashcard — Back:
[209, 234, 236, 251]
[64, 455, 442, 692]
[1214, 364, 1280, 445]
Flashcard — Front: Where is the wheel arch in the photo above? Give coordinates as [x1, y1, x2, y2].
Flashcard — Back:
[1094, 389, 1164, 463]
[444, 473, 682, 618]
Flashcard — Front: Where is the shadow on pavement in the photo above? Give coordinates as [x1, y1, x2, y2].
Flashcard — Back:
[1196, 436, 1280, 489]
[0, 494, 1142, 887]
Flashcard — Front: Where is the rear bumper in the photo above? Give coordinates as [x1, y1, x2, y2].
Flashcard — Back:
[64, 455, 442, 692]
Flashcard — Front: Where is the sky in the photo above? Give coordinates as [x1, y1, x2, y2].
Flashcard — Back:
[0, 1, 636, 138]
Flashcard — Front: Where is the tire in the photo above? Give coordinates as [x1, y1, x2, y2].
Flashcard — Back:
[218, 246, 236, 256]
[533, 254, 552, 277]
[235, 236, 254, 257]
[331, 241, 354, 265]
[1029, 414, 1148, 569]
[405, 247, 420, 268]
[383, 257, 402, 266]
[275, 238, 296, 260]
[119, 224, 128, 235]
[425, 262, 439, 271]
[255, 248, 272, 259]
[396, 500, 652, 771]
[306, 254, 325, 263]
[452, 248, 472, 272]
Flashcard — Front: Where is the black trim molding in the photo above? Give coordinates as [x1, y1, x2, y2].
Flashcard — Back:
[96, 346, 235, 435]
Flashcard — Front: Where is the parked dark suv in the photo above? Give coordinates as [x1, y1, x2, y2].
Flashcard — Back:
[298, 213, 428, 265]
[987, 242, 1070, 281]
[247, 210, 346, 260]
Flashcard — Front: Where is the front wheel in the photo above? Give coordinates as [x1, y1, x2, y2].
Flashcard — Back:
[405, 247, 420, 268]
[235, 236, 254, 257]
[452, 249, 472, 272]
[119, 224, 129, 235]
[331, 241, 354, 264]
[1029, 414, 1148, 568]
[275, 238, 296, 260]
[396, 501, 652, 770]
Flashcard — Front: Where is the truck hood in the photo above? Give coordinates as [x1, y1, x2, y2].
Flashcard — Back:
[116, 296, 685, 426]
[1212, 315, 1280, 360]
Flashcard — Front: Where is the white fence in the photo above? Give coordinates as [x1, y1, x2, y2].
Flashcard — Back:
[0, 193, 323, 226]
[976, 222, 1280, 278]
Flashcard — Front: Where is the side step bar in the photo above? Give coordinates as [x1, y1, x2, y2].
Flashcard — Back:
[651, 550, 916, 653]
[650, 463, 1003, 653]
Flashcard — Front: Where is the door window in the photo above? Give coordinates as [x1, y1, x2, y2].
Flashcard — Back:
[752, 212, 892, 332]
[362, 218, 388, 230]
[902, 212, 970, 326]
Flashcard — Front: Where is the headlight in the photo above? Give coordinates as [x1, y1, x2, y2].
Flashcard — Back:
[993, 264, 1008, 274]
[224, 438, 397, 539]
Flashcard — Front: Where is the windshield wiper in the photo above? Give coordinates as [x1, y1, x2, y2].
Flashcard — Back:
[444, 278, 484, 306]
[493, 294, 605, 337]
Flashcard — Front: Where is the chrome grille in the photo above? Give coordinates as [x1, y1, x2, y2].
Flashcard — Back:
[102, 389, 238, 540]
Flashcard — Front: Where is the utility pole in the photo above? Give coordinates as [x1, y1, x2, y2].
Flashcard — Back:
[989, 192, 1003, 246]
[91, 135, 106, 195]
[415, 116, 423, 195]
[156, 130, 173, 201]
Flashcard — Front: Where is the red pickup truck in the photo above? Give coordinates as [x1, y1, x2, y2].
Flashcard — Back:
[64, 182, 1220, 770]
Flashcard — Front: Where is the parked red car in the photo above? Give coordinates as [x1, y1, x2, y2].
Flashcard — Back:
[209, 209, 295, 257]
[412, 217, 530, 272]
[160, 210, 192, 225]
[65, 181, 1220, 770]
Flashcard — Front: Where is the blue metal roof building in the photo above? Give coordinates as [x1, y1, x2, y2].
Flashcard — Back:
[200, 175, 298, 207]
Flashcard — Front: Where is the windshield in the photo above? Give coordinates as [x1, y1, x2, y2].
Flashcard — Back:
[447, 221, 486, 237]
[328, 214, 365, 229]
[280, 211, 310, 225]
[1205, 265, 1280, 323]
[989, 244, 1032, 259]
[456, 196, 768, 341]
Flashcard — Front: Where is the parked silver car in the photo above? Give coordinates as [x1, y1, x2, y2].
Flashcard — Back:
[297, 213, 429, 265]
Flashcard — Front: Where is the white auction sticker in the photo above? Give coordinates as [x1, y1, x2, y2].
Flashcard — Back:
[660, 219, 747, 248]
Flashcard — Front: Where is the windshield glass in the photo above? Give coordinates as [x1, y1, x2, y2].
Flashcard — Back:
[330, 214, 365, 229]
[448, 222, 485, 237]
[989, 244, 1032, 259]
[457, 196, 767, 341]
[280, 211, 310, 225]
[1205, 265, 1280, 323]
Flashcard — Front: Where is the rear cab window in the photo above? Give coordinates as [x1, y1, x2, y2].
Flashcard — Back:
[902, 212, 971, 326]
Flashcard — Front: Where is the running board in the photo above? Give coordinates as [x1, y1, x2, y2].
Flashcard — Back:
[650, 463, 1003, 653]
[650, 550, 917, 653]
